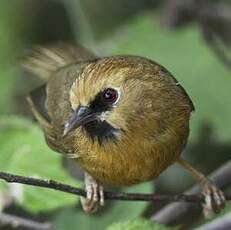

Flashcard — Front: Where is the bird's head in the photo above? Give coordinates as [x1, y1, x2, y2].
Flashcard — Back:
[63, 56, 193, 144]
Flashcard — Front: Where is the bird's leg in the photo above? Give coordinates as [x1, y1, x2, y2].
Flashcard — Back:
[177, 157, 225, 218]
[80, 172, 104, 213]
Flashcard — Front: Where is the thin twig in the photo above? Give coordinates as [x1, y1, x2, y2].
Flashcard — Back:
[0, 213, 52, 230]
[195, 0, 231, 70]
[203, 31, 231, 70]
[0, 171, 230, 203]
[162, 0, 231, 70]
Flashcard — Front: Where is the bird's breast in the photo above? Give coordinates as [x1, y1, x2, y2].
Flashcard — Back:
[74, 133, 184, 186]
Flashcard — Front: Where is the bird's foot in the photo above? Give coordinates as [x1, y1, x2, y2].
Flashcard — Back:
[80, 173, 104, 213]
[201, 181, 225, 218]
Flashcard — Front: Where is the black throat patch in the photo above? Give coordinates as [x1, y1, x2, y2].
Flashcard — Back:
[83, 120, 119, 144]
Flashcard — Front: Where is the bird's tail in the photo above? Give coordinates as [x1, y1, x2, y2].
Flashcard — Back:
[21, 42, 96, 81]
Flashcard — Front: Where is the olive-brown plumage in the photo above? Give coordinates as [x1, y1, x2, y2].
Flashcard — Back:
[66, 56, 193, 186]
[24, 43, 225, 215]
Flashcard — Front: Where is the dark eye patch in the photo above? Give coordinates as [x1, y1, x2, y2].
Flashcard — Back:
[90, 89, 118, 113]
[89, 94, 110, 112]
[85, 88, 120, 143]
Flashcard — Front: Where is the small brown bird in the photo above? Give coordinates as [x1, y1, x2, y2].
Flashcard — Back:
[23, 43, 225, 216]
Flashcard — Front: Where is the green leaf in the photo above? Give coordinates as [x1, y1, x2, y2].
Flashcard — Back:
[0, 2, 25, 114]
[0, 116, 79, 213]
[53, 182, 154, 230]
[106, 219, 176, 230]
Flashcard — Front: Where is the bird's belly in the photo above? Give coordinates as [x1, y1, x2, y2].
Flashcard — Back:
[77, 148, 178, 186]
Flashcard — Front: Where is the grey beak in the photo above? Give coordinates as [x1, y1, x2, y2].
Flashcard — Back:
[63, 106, 98, 136]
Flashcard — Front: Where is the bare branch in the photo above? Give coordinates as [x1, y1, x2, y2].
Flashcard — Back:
[202, 29, 231, 70]
[195, 1, 231, 70]
[0, 171, 230, 203]
[0, 213, 52, 230]
[161, 0, 231, 70]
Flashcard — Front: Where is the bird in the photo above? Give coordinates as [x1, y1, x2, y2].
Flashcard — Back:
[22, 43, 225, 216]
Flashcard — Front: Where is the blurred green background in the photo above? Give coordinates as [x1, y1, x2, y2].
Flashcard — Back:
[0, 0, 231, 229]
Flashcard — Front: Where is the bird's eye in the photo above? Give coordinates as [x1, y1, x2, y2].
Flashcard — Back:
[101, 88, 119, 104]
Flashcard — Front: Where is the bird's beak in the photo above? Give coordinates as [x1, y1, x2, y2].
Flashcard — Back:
[63, 106, 98, 136]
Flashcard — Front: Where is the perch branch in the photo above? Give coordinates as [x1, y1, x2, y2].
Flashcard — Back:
[0, 171, 230, 203]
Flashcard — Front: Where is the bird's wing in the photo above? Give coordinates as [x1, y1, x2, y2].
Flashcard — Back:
[21, 42, 96, 81]
[27, 84, 68, 154]
[27, 84, 51, 128]
[25, 43, 96, 154]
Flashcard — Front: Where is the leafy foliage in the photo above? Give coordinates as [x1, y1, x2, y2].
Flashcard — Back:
[0, 116, 79, 212]
[0, 2, 26, 113]
[106, 219, 176, 230]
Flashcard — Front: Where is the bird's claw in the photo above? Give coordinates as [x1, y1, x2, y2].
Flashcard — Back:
[80, 173, 104, 213]
[202, 182, 225, 218]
